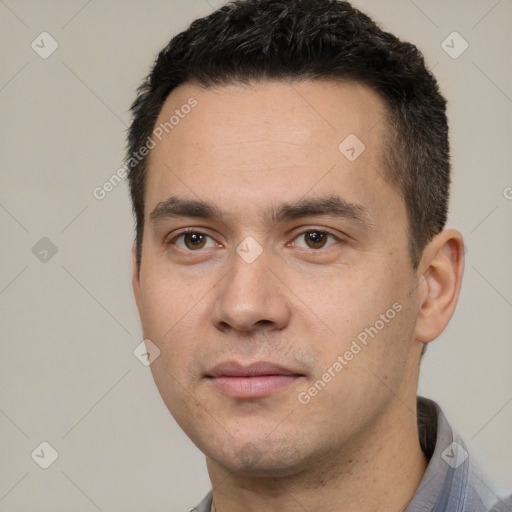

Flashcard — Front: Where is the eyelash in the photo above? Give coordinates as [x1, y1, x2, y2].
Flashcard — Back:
[166, 228, 343, 252]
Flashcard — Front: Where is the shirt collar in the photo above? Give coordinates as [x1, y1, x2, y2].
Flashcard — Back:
[405, 396, 498, 512]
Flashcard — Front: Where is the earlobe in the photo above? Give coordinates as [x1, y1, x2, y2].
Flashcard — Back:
[414, 230, 465, 344]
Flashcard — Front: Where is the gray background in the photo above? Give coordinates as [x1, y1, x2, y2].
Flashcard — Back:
[0, 0, 511, 510]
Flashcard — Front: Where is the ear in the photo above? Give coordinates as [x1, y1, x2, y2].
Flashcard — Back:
[414, 229, 465, 344]
[132, 242, 142, 314]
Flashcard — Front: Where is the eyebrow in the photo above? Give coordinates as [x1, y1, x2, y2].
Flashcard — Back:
[149, 195, 372, 228]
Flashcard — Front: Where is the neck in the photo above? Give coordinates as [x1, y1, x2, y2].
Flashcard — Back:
[206, 397, 428, 512]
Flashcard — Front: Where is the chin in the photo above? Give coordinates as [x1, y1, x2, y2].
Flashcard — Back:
[204, 435, 322, 479]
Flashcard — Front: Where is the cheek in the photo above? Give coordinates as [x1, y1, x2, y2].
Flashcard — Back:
[138, 263, 231, 382]
[137, 271, 202, 368]
[306, 265, 400, 337]
[304, 258, 417, 379]
[139, 259, 199, 329]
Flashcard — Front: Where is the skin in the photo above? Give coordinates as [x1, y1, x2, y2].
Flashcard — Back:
[132, 80, 465, 512]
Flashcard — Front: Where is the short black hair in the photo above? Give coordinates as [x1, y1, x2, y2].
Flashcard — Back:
[127, 0, 450, 269]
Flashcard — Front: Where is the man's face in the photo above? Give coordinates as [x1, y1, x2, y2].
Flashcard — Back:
[133, 80, 423, 476]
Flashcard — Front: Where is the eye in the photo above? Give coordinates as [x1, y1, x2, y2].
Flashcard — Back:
[290, 230, 341, 250]
[171, 231, 219, 251]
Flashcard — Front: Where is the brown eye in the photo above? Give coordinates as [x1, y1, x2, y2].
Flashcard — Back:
[304, 231, 328, 249]
[183, 233, 207, 250]
[291, 230, 340, 250]
[171, 232, 217, 251]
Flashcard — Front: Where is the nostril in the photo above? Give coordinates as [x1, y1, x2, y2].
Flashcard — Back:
[256, 320, 273, 326]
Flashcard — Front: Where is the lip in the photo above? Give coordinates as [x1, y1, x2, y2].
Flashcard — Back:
[206, 361, 304, 398]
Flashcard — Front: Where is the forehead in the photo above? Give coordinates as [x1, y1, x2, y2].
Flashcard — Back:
[150, 79, 387, 158]
[145, 79, 400, 223]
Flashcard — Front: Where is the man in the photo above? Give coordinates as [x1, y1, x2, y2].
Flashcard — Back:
[126, 1, 510, 510]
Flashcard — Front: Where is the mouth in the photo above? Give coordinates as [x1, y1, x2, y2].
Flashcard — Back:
[205, 361, 305, 399]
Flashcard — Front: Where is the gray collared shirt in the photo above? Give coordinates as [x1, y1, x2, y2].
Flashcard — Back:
[190, 397, 510, 512]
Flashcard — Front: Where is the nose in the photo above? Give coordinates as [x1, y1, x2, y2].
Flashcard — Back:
[211, 248, 291, 334]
